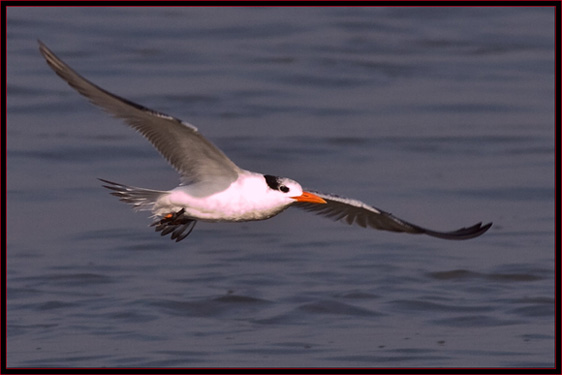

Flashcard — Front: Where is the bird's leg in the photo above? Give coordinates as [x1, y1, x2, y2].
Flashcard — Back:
[149, 208, 197, 241]
[151, 208, 187, 226]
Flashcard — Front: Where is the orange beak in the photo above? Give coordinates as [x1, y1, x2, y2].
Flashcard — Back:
[291, 191, 327, 204]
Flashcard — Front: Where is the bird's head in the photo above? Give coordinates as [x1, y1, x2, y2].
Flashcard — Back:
[264, 175, 326, 205]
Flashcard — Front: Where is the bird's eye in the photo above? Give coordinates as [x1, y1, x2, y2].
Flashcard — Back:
[279, 185, 290, 193]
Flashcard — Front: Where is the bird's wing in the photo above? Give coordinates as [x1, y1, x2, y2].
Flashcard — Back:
[293, 191, 492, 240]
[38, 41, 241, 188]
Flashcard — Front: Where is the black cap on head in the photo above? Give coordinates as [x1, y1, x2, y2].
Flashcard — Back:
[264, 175, 281, 190]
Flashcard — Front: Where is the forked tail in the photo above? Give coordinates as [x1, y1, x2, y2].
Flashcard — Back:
[99, 178, 166, 211]
[99, 179, 196, 241]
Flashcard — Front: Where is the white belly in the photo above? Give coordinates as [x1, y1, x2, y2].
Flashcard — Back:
[152, 174, 289, 222]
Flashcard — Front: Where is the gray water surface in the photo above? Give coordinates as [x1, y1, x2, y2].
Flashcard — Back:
[6, 6, 555, 368]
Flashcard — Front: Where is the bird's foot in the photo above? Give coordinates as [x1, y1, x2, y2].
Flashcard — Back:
[150, 208, 197, 242]
[151, 208, 187, 227]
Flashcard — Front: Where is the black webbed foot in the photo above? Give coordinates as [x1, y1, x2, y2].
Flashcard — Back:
[150, 208, 197, 242]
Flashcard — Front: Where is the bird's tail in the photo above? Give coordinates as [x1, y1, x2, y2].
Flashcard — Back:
[99, 178, 166, 211]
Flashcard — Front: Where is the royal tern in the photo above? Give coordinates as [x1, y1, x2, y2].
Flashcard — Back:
[39, 41, 492, 242]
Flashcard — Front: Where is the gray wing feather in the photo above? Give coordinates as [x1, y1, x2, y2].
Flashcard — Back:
[294, 191, 492, 240]
[38, 41, 240, 188]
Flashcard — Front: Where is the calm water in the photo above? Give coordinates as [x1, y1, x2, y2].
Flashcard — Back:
[6, 6, 555, 368]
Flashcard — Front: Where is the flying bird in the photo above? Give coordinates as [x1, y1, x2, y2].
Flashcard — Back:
[38, 41, 492, 242]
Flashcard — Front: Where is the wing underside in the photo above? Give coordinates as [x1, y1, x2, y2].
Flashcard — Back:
[294, 191, 492, 240]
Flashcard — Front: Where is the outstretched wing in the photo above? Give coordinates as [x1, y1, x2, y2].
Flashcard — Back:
[294, 191, 492, 240]
[38, 41, 241, 189]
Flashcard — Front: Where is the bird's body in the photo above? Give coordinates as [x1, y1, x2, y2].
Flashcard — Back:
[162, 173, 283, 222]
[103, 172, 303, 222]
[39, 41, 492, 242]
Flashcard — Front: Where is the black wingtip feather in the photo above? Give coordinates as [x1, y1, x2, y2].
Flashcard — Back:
[421, 222, 493, 240]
